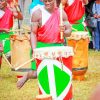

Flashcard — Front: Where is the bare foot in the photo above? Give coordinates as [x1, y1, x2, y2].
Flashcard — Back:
[17, 75, 28, 89]
[17, 70, 37, 89]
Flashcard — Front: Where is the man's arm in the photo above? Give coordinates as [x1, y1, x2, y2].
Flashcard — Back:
[30, 9, 41, 53]
[30, 26, 37, 52]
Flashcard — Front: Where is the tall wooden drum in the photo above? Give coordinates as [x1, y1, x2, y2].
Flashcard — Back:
[10, 34, 31, 76]
[34, 46, 74, 100]
[67, 31, 89, 80]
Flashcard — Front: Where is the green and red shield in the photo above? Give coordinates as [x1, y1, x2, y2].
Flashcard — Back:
[37, 57, 73, 100]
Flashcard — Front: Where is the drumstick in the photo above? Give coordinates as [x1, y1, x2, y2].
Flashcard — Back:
[10, 29, 23, 32]
[60, 3, 63, 40]
[2, 53, 13, 69]
[13, 0, 21, 12]
[10, 29, 30, 33]
[72, 27, 78, 32]
[22, 25, 31, 31]
[15, 58, 34, 71]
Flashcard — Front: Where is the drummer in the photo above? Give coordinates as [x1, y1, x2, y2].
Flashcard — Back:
[17, 0, 72, 89]
[0, 0, 23, 62]
[61, 0, 88, 31]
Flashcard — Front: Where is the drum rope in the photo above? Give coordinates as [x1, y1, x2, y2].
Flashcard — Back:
[59, 56, 64, 70]
[15, 58, 35, 71]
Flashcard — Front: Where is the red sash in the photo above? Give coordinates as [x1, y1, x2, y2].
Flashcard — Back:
[0, 7, 13, 30]
[64, 0, 85, 24]
[37, 8, 64, 43]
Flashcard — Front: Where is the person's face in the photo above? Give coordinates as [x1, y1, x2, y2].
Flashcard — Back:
[43, 0, 55, 10]
[0, 0, 7, 9]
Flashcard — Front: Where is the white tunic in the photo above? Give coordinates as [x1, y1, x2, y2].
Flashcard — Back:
[31, 5, 51, 26]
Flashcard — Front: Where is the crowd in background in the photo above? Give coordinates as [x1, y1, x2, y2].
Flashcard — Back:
[85, 0, 100, 51]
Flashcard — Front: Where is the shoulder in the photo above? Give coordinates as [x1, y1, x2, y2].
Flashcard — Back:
[31, 5, 44, 16]
[31, 8, 42, 22]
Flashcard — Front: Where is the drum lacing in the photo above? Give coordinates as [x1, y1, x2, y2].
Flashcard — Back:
[59, 56, 64, 70]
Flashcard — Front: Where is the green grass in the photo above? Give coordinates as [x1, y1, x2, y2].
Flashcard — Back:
[0, 50, 100, 100]
[0, 59, 38, 100]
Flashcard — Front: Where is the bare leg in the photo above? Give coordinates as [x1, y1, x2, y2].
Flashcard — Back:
[17, 70, 37, 89]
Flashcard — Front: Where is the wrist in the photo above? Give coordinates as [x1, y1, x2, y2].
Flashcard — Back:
[64, 28, 72, 37]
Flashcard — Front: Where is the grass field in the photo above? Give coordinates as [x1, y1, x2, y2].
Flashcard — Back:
[0, 50, 100, 100]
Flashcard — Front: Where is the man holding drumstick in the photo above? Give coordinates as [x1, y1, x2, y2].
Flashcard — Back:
[17, 0, 72, 89]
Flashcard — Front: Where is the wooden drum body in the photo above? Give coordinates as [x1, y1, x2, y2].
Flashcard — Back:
[67, 31, 89, 80]
[10, 34, 31, 76]
[34, 46, 74, 100]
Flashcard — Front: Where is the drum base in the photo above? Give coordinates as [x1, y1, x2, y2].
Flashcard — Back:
[72, 68, 87, 81]
[73, 75, 85, 81]
[36, 94, 52, 100]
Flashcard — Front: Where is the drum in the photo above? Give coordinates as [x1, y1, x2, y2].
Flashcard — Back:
[67, 31, 89, 80]
[34, 46, 74, 100]
[10, 34, 31, 77]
